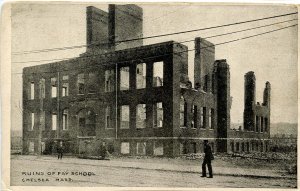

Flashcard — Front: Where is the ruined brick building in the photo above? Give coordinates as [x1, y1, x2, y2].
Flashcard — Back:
[22, 4, 271, 157]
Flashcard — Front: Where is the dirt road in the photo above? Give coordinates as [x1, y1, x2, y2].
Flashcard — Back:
[10, 156, 296, 188]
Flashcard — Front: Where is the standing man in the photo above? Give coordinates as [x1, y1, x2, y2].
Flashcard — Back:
[99, 141, 107, 160]
[57, 141, 64, 160]
[201, 140, 214, 178]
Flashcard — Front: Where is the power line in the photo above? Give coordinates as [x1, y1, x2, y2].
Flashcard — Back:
[180, 18, 298, 44]
[212, 24, 297, 47]
[121, 12, 297, 43]
[15, 18, 297, 56]
[12, 11, 297, 55]
[12, 41, 101, 55]
[13, 22, 297, 63]
[12, 24, 297, 74]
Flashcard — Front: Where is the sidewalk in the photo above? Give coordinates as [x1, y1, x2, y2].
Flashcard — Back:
[13, 155, 296, 179]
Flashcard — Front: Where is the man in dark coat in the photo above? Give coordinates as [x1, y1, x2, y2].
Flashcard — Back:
[201, 140, 213, 178]
[99, 142, 107, 160]
[57, 141, 64, 160]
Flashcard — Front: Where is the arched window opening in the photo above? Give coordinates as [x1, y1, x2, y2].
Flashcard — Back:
[77, 109, 96, 137]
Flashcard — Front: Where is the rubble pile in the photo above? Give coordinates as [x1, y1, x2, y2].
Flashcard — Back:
[180, 153, 204, 160]
[230, 152, 296, 161]
[218, 152, 297, 175]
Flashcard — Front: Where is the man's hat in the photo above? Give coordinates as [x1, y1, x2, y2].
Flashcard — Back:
[204, 140, 208, 143]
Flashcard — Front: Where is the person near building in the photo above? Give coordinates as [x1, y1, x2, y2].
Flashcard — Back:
[57, 141, 64, 160]
[99, 141, 107, 160]
[201, 140, 214, 178]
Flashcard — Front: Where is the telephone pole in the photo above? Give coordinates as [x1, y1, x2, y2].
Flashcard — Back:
[37, 79, 45, 155]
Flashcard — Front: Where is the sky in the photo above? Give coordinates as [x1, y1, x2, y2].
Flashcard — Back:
[11, 3, 298, 131]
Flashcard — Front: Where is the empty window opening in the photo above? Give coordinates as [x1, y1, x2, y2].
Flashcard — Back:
[120, 67, 130, 90]
[77, 109, 96, 136]
[200, 108, 204, 128]
[51, 77, 57, 98]
[265, 118, 268, 132]
[52, 114, 57, 130]
[121, 142, 130, 154]
[202, 107, 207, 128]
[255, 116, 259, 132]
[88, 72, 97, 94]
[79, 116, 85, 126]
[191, 142, 197, 153]
[153, 102, 163, 128]
[40, 111, 45, 131]
[62, 83, 69, 97]
[260, 117, 264, 132]
[153, 62, 163, 87]
[209, 109, 214, 129]
[230, 142, 234, 152]
[105, 69, 115, 92]
[154, 141, 163, 156]
[208, 109, 212, 128]
[180, 96, 187, 127]
[29, 141, 35, 153]
[30, 82, 35, 100]
[40, 78, 45, 99]
[62, 75, 69, 81]
[203, 75, 208, 92]
[136, 142, 146, 155]
[265, 142, 269, 152]
[180, 143, 188, 155]
[30, 113, 35, 131]
[106, 106, 112, 129]
[136, 63, 146, 89]
[61, 75, 69, 97]
[192, 105, 197, 128]
[183, 142, 188, 154]
[77, 73, 85, 95]
[41, 142, 46, 153]
[62, 109, 68, 130]
[246, 142, 250, 152]
[236, 142, 240, 152]
[136, 104, 146, 129]
[79, 118, 85, 134]
[241, 142, 245, 152]
[120, 105, 130, 129]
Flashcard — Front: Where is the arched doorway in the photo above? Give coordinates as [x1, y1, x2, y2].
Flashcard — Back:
[77, 108, 96, 137]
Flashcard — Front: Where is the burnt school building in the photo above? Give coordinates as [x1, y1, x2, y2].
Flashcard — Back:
[22, 4, 271, 157]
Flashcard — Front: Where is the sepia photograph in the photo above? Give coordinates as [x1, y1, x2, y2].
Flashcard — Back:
[3, 1, 298, 189]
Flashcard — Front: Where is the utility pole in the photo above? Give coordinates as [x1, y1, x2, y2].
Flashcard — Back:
[57, 71, 60, 139]
[115, 63, 118, 140]
[38, 79, 45, 155]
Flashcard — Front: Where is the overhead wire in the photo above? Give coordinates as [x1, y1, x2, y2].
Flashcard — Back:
[12, 23, 297, 75]
[179, 18, 298, 44]
[12, 11, 297, 55]
[12, 7, 187, 55]
[12, 20, 298, 64]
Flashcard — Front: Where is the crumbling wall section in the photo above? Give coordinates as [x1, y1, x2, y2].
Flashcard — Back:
[194, 37, 215, 91]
